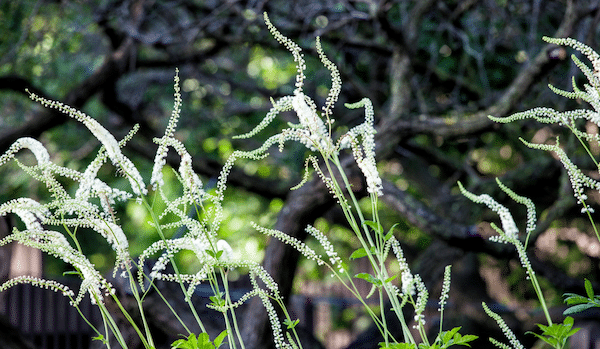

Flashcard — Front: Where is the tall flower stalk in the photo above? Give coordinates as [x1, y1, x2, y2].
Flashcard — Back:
[228, 13, 477, 348]
[458, 36, 600, 348]
[0, 12, 481, 349]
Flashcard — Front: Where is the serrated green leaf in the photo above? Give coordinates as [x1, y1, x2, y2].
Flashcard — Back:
[566, 327, 581, 337]
[526, 331, 557, 347]
[442, 327, 461, 342]
[563, 316, 574, 327]
[453, 334, 478, 346]
[283, 318, 300, 329]
[563, 303, 595, 315]
[563, 293, 589, 305]
[197, 333, 212, 346]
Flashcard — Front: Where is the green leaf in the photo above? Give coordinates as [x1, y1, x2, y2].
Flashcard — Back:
[526, 317, 580, 349]
[349, 246, 376, 260]
[213, 330, 228, 348]
[364, 220, 383, 235]
[563, 303, 595, 315]
[172, 334, 198, 349]
[384, 275, 397, 284]
[584, 278, 595, 299]
[435, 327, 477, 348]
[563, 293, 589, 305]
[452, 334, 478, 347]
[442, 326, 461, 342]
[283, 318, 300, 329]
[354, 272, 381, 286]
[197, 333, 214, 348]
[209, 292, 226, 308]
[526, 331, 557, 347]
[384, 223, 400, 241]
[350, 248, 368, 260]
[92, 334, 106, 343]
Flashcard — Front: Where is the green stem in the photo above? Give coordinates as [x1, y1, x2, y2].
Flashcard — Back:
[514, 240, 552, 326]
[141, 196, 208, 334]
[325, 155, 415, 345]
[109, 292, 154, 349]
[219, 268, 245, 349]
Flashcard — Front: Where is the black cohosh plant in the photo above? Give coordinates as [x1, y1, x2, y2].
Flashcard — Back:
[0, 12, 477, 349]
[459, 36, 600, 348]
[2, 12, 596, 349]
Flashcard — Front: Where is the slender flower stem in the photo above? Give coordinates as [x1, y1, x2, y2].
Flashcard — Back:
[325, 153, 416, 345]
[142, 196, 208, 334]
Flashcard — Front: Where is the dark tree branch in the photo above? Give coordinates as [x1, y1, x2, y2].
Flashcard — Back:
[377, 0, 581, 156]
[0, 0, 149, 154]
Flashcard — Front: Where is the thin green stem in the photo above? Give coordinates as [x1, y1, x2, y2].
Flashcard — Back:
[141, 195, 208, 334]
[109, 292, 153, 349]
[323, 154, 415, 345]
[219, 268, 245, 349]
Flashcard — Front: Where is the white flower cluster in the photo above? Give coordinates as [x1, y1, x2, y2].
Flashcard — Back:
[390, 236, 418, 297]
[490, 36, 600, 215]
[523, 139, 599, 214]
[344, 98, 382, 196]
[251, 222, 321, 264]
[0, 198, 50, 232]
[482, 302, 525, 349]
[459, 182, 535, 277]
[1, 229, 113, 305]
[438, 265, 452, 312]
[0, 276, 75, 298]
[27, 91, 146, 196]
[263, 14, 305, 93]
[0, 137, 50, 166]
[292, 92, 334, 153]
[316, 36, 341, 121]
[458, 182, 520, 242]
[138, 237, 209, 284]
[305, 224, 343, 273]
[233, 14, 384, 198]
[153, 136, 205, 205]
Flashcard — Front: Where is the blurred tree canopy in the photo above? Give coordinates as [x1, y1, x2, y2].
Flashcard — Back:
[2, 0, 600, 348]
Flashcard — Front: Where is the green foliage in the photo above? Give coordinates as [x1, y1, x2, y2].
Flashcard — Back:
[379, 344, 416, 349]
[526, 317, 579, 349]
[171, 331, 228, 349]
[430, 327, 478, 348]
[563, 278, 600, 315]
[379, 328, 477, 349]
[283, 318, 300, 329]
[466, 35, 600, 349]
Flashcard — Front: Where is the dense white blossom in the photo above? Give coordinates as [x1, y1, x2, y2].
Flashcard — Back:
[27, 91, 146, 196]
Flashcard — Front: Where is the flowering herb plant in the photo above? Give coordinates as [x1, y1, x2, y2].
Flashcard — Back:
[1, 11, 598, 349]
